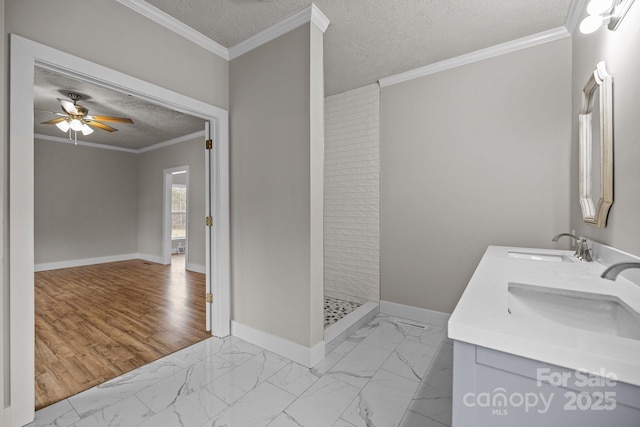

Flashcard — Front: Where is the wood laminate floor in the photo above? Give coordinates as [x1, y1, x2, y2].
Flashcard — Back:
[34, 255, 210, 410]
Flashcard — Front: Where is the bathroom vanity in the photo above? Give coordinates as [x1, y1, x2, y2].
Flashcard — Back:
[448, 245, 640, 426]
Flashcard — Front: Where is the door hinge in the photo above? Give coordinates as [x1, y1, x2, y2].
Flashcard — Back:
[205, 139, 213, 150]
[205, 216, 213, 227]
[206, 293, 213, 303]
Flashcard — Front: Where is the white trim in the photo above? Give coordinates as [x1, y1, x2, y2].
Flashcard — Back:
[34, 253, 204, 274]
[186, 263, 206, 274]
[35, 130, 205, 154]
[34, 133, 139, 153]
[35, 253, 140, 272]
[9, 34, 231, 426]
[229, 4, 330, 59]
[379, 300, 450, 329]
[378, 26, 570, 88]
[310, 4, 331, 33]
[116, 1, 331, 61]
[138, 130, 205, 153]
[231, 321, 325, 368]
[210, 111, 231, 337]
[115, 0, 229, 60]
[565, 0, 587, 34]
[204, 121, 212, 332]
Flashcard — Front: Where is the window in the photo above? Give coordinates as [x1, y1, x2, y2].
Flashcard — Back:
[171, 184, 187, 239]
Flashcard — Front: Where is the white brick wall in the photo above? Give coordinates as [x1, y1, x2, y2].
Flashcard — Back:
[324, 84, 380, 304]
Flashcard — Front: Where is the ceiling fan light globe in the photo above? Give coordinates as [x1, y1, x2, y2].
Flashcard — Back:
[69, 119, 83, 131]
[56, 120, 71, 132]
[586, 0, 613, 15]
[81, 124, 94, 136]
[580, 14, 604, 33]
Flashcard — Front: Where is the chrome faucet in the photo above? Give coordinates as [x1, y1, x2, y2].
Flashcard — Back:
[600, 262, 640, 280]
[551, 233, 593, 262]
[552, 233, 578, 244]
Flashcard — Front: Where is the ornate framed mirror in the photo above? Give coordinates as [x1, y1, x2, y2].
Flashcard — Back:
[579, 61, 613, 228]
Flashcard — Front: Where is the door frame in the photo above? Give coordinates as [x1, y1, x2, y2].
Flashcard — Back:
[163, 166, 190, 265]
[8, 34, 230, 427]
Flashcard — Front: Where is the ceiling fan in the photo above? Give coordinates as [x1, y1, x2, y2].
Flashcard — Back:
[38, 92, 134, 136]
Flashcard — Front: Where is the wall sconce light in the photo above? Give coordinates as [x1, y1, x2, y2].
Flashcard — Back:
[580, 0, 636, 34]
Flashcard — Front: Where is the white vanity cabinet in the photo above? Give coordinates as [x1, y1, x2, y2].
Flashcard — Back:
[448, 245, 640, 426]
[452, 340, 640, 426]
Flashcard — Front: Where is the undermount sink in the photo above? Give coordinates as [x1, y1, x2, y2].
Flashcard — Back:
[507, 251, 574, 263]
[508, 282, 640, 341]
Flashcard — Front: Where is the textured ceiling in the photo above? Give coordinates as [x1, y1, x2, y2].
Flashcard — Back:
[33, 1, 574, 148]
[146, 0, 574, 95]
[33, 67, 205, 150]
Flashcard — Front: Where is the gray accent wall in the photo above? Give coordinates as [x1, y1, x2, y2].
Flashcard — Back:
[230, 23, 324, 348]
[33, 137, 206, 268]
[571, 5, 640, 257]
[137, 138, 206, 267]
[380, 38, 573, 314]
[34, 140, 138, 264]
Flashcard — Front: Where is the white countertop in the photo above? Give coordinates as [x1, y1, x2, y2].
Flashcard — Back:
[448, 245, 640, 386]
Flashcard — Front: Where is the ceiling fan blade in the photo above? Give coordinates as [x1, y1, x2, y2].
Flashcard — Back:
[41, 117, 67, 125]
[35, 108, 67, 117]
[88, 115, 134, 124]
[86, 120, 118, 132]
[58, 99, 78, 115]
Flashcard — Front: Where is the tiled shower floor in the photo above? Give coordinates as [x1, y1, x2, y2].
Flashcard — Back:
[324, 296, 362, 327]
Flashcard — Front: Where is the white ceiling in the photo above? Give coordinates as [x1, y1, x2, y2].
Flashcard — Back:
[146, 0, 575, 95]
[34, 1, 577, 149]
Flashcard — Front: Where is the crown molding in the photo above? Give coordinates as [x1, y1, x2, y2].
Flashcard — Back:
[229, 3, 330, 60]
[310, 4, 331, 33]
[565, 0, 587, 34]
[379, 26, 571, 88]
[35, 130, 205, 154]
[116, 0, 230, 60]
[35, 133, 139, 153]
[137, 130, 205, 153]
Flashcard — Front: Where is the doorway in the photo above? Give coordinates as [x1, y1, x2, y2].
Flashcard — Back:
[8, 34, 230, 426]
[163, 167, 190, 268]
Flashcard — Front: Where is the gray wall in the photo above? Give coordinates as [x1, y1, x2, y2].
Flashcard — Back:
[230, 24, 324, 347]
[380, 38, 573, 314]
[571, 5, 640, 256]
[33, 138, 206, 268]
[34, 140, 138, 263]
[137, 138, 206, 267]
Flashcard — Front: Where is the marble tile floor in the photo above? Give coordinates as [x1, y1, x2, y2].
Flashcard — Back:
[27, 314, 453, 427]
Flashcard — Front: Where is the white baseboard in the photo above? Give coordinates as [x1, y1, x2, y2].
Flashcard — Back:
[231, 321, 325, 368]
[186, 263, 205, 274]
[138, 253, 165, 264]
[35, 253, 205, 275]
[379, 300, 450, 328]
[35, 253, 140, 272]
